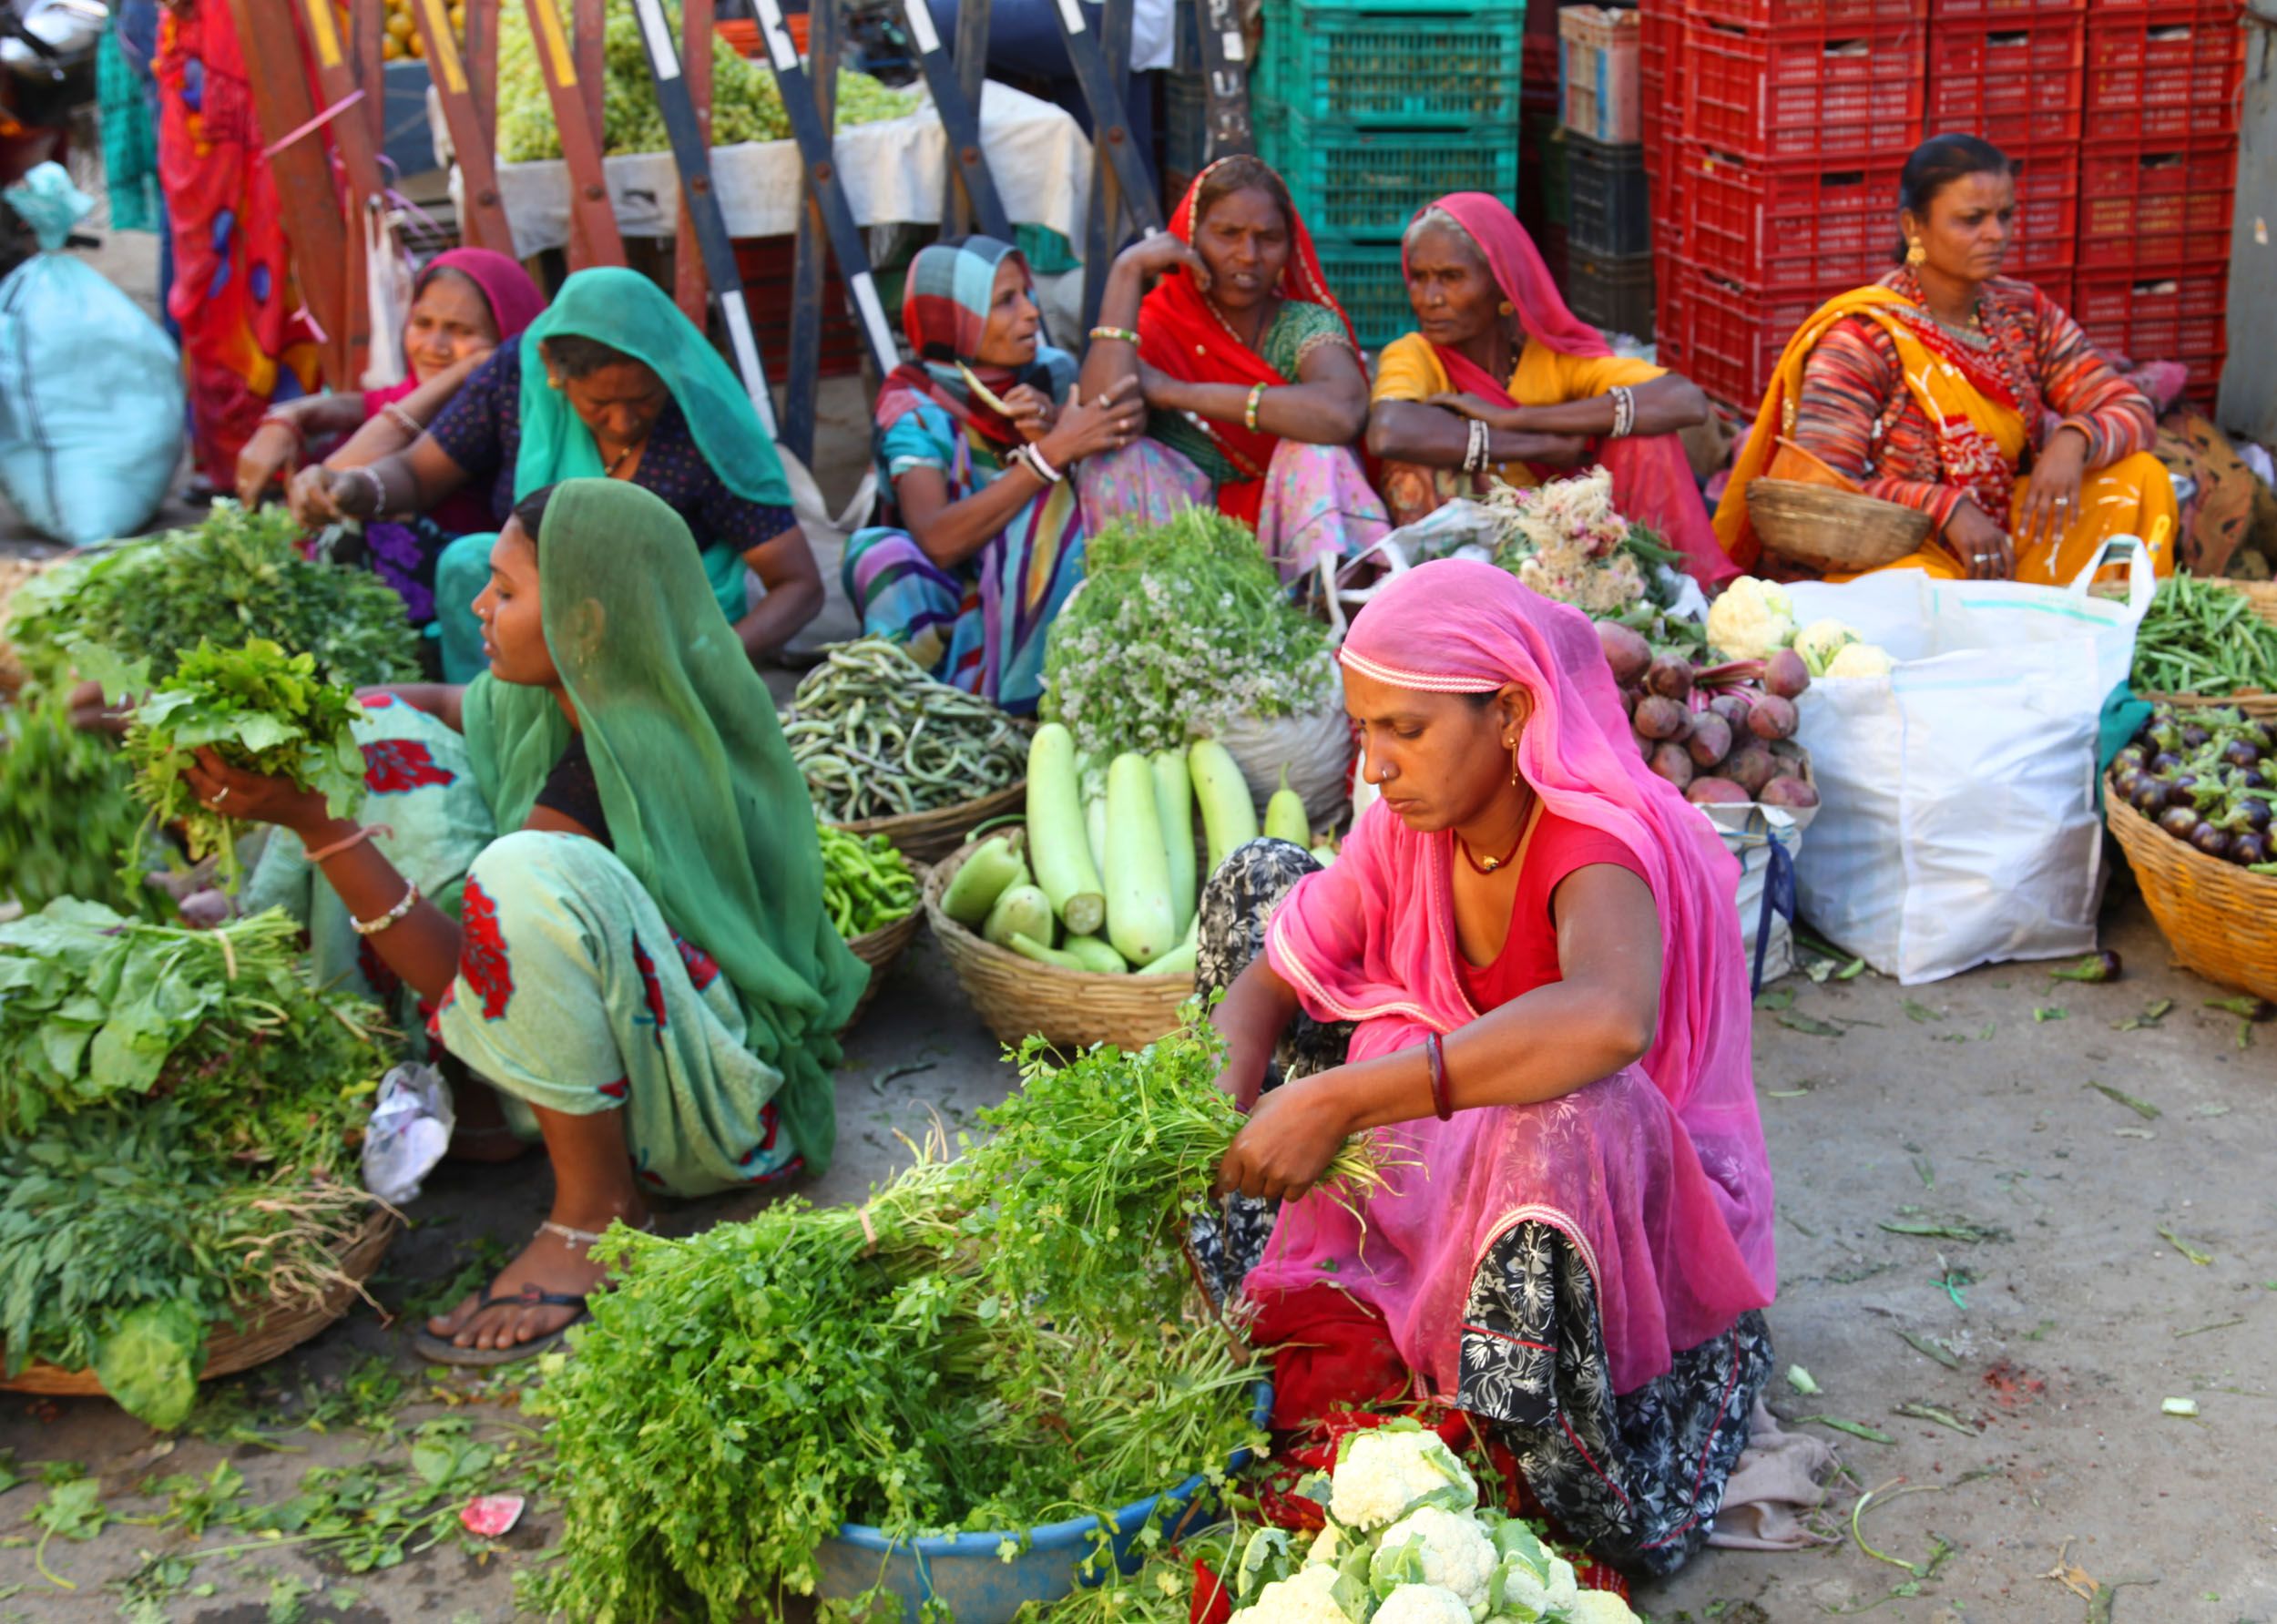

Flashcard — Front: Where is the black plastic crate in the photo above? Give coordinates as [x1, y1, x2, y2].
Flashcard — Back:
[1566, 128, 1650, 257]
[1567, 246, 1655, 341]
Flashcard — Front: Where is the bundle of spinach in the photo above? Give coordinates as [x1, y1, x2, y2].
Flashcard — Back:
[4, 499, 419, 693]
[0, 693, 158, 916]
[0, 900, 390, 1426]
[524, 1026, 1386, 1624]
[123, 638, 365, 889]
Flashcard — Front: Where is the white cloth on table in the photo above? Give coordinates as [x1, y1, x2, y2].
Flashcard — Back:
[445, 80, 1093, 257]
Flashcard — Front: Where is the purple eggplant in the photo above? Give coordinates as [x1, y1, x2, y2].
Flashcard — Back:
[2221, 739, 2263, 771]
[2180, 723, 2211, 751]
[2231, 832, 2270, 867]
[2191, 822, 2232, 860]
[2165, 773, 2200, 808]
[2159, 804, 2201, 840]
[2151, 751, 2182, 773]
[2134, 780, 2171, 817]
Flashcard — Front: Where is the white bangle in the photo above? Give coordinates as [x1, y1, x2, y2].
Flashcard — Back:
[356, 465, 390, 516]
[1609, 385, 1636, 439]
[1016, 444, 1065, 485]
[350, 880, 421, 936]
[1462, 416, 1491, 474]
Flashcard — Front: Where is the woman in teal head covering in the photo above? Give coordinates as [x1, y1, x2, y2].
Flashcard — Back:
[296, 267, 824, 681]
[189, 478, 866, 1364]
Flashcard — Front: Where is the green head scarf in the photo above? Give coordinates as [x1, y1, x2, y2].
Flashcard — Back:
[462, 480, 865, 1173]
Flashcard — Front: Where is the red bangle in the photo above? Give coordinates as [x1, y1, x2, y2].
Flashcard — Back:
[1425, 1032, 1452, 1120]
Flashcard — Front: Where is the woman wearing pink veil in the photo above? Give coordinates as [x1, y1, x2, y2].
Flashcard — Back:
[1194, 557, 1775, 1575]
[1367, 194, 1736, 588]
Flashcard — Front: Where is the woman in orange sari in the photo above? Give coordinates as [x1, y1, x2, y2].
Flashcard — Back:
[1714, 135, 2177, 584]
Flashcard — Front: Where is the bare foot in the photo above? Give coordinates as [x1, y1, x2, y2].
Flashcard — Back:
[424, 1214, 640, 1352]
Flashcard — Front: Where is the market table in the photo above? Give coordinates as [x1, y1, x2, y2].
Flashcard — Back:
[436, 80, 1093, 257]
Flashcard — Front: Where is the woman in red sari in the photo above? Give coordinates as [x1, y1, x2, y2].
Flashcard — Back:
[1074, 157, 1390, 587]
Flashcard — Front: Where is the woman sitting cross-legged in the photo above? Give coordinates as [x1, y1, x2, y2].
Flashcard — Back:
[842, 235, 1144, 713]
[1075, 155, 1391, 587]
[189, 478, 867, 1364]
[1193, 557, 1776, 1575]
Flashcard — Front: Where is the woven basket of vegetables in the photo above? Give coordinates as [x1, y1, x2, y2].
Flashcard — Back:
[924, 833, 1193, 1052]
[0, 1209, 399, 1399]
[836, 779, 1026, 867]
[2131, 577, 2277, 720]
[821, 824, 925, 1031]
[2106, 777, 2277, 1004]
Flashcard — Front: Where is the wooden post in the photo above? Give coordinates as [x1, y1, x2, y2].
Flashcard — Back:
[669, 0, 714, 323]
[523, 0, 626, 267]
[352, 0, 386, 148]
[465, 0, 497, 135]
[297, 0, 394, 381]
[573, 0, 605, 133]
[414, 0, 516, 251]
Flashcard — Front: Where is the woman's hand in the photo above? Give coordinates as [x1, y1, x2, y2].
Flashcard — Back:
[233, 419, 301, 507]
[1943, 497, 2015, 581]
[1001, 383, 1058, 444]
[1039, 373, 1146, 467]
[1117, 232, 1210, 290]
[2017, 425, 2088, 558]
[1212, 1072, 1355, 1203]
[67, 679, 134, 736]
[288, 465, 369, 528]
[182, 747, 339, 839]
[1425, 392, 1524, 433]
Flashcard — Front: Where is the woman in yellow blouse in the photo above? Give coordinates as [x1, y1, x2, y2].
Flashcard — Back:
[1366, 193, 1733, 584]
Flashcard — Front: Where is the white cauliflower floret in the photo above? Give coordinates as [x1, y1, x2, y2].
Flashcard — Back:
[1823, 641, 1894, 679]
[1792, 618, 1862, 677]
[1705, 577, 1797, 661]
[1372, 1584, 1474, 1624]
[1564, 1591, 1639, 1622]
[1493, 1553, 1579, 1620]
[1371, 1507, 1497, 1617]
[1230, 1564, 1352, 1624]
[1304, 1524, 1346, 1568]
[1329, 1427, 1479, 1532]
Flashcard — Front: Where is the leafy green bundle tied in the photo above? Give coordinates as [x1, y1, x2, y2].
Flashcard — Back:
[124, 638, 366, 888]
[524, 1026, 1386, 1624]
[0, 694, 158, 917]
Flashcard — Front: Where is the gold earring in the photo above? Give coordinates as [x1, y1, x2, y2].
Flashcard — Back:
[1905, 240, 1926, 268]
[1505, 740, 1519, 785]
[1498, 300, 1515, 316]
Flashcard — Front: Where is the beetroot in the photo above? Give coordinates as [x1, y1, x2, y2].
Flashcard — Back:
[1630, 727, 1657, 760]
[1685, 711, 1734, 768]
[1648, 741, 1695, 789]
[1769, 737, 1809, 762]
[1723, 741, 1776, 798]
[1761, 775, 1820, 809]
[1634, 694, 1690, 741]
[1620, 685, 1639, 718]
[1710, 692, 1753, 732]
[1644, 654, 1695, 702]
[1686, 777, 1751, 805]
[1747, 694, 1801, 741]
[1597, 619, 1654, 686]
[1762, 649, 1812, 700]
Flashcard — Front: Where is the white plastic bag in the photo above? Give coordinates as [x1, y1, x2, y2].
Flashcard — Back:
[359, 200, 414, 392]
[0, 164, 183, 546]
[362, 1063, 455, 1205]
[1782, 538, 2155, 984]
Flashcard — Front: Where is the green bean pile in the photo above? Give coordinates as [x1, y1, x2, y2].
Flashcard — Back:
[786, 638, 1027, 822]
[2132, 575, 2277, 697]
[818, 826, 918, 938]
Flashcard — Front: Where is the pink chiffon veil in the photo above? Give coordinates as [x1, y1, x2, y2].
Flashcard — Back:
[1414, 193, 1738, 587]
[1255, 558, 1775, 1394]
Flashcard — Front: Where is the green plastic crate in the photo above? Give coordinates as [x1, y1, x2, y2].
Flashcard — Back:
[1258, 107, 1524, 241]
[1311, 240, 1415, 352]
[1260, 0, 1527, 128]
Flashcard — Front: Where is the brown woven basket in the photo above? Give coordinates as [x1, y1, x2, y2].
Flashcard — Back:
[2137, 578, 2277, 720]
[0, 1207, 400, 1399]
[833, 779, 1026, 866]
[2105, 775, 2277, 1003]
[841, 904, 924, 1033]
[1746, 479, 1932, 575]
[924, 831, 1193, 1051]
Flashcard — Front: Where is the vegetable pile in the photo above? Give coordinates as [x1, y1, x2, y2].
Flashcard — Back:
[0, 696, 154, 915]
[2129, 574, 2277, 700]
[1706, 577, 1892, 678]
[523, 1025, 1384, 1622]
[1598, 618, 1820, 810]
[819, 824, 920, 938]
[1043, 508, 1336, 763]
[2110, 705, 2277, 870]
[788, 637, 1029, 823]
[1481, 466, 1680, 618]
[495, 0, 917, 162]
[0, 902, 390, 1427]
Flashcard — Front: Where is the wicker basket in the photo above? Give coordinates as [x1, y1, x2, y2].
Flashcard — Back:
[1745, 479, 1932, 576]
[833, 779, 1026, 867]
[842, 904, 925, 1032]
[924, 832, 1192, 1051]
[0, 1207, 400, 1399]
[2137, 578, 2277, 720]
[2105, 775, 2277, 1003]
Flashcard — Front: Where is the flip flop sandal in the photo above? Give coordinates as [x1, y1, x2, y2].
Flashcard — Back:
[410, 1219, 646, 1367]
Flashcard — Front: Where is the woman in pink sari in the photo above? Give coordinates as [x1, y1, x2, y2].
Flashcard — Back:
[1367, 194, 1735, 588]
[1194, 558, 1775, 1575]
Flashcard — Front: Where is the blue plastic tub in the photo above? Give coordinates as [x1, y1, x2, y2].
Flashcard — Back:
[815, 1382, 1272, 1624]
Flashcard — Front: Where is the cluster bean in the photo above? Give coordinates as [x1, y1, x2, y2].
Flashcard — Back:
[787, 638, 1026, 822]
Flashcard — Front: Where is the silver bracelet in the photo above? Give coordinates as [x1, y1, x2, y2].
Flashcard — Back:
[355, 464, 390, 517]
[350, 879, 421, 936]
[382, 402, 424, 438]
[1462, 415, 1491, 474]
[1608, 385, 1636, 439]
[1026, 442, 1066, 484]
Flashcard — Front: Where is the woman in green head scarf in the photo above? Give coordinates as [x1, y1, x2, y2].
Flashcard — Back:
[293, 267, 825, 681]
[186, 479, 866, 1364]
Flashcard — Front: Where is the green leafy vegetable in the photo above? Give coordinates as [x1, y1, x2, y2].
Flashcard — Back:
[0, 693, 158, 916]
[92, 1301, 206, 1432]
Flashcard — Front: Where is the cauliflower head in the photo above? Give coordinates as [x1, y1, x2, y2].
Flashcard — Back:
[1564, 1592, 1639, 1623]
[1792, 618, 1862, 677]
[1371, 1507, 1497, 1617]
[1372, 1584, 1475, 1624]
[1705, 577, 1797, 661]
[1824, 641, 1894, 679]
[1231, 1564, 1353, 1624]
[1491, 1553, 1581, 1622]
[1329, 1425, 1480, 1532]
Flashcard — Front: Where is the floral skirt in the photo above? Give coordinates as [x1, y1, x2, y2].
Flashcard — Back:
[1076, 436, 1390, 587]
[1189, 839, 1772, 1578]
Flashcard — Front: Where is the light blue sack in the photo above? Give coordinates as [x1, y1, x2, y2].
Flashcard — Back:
[0, 163, 184, 545]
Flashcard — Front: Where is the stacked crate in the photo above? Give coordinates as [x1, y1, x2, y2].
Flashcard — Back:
[1254, 0, 1528, 348]
[1559, 6, 1654, 337]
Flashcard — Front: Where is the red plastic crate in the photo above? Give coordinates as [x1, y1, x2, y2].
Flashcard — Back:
[1690, 0, 1924, 26]
[2078, 136, 2239, 272]
[1924, 14, 2084, 146]
[2001, 139, 2079, 280]
[1664, 259, 1837, 409]
[2071, 267, 2227, 400]
[1679, 146, 1906, 291]
[1681, 17, 1925, 157]
[736, 237, 864, 379]
[2084, 11, 2249, 142]
[1929, 0, 2079, 15]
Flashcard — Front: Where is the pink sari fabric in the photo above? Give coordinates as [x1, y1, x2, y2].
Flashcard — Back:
[1414, 194, 1736, 588]
[1255, 559, 1775, 1395]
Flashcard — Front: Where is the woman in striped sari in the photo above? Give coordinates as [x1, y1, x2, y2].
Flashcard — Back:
[1715, 135, 2177, 584]
[842, 237, 1143, 714]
